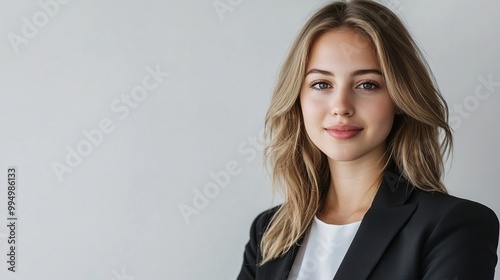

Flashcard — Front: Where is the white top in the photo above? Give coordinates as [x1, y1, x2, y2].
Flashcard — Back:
[287, 216, 362, 280]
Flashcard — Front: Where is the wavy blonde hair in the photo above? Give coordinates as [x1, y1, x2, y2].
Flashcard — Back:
[261, 0, 453, 264]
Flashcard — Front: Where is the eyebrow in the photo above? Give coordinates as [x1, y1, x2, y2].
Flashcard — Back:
[305, 68, 383, 77]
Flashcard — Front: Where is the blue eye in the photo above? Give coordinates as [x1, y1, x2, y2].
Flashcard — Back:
[310, 81, 331, 90]
[357, 82, 378, 91]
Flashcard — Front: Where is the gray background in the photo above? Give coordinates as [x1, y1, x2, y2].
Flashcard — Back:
[0, 0, 499, 279]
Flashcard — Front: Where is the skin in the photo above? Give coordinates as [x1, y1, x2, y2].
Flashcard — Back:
[300, 28, 396, 224]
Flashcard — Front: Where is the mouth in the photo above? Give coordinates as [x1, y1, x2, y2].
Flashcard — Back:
[324, 125, 363, 140]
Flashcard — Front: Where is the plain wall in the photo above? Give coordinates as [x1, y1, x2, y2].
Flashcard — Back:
[0, 0, 498, 279]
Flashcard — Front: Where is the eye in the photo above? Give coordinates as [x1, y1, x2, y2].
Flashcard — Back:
[310, 81, 332, 91]
[356, 81, 379, 91]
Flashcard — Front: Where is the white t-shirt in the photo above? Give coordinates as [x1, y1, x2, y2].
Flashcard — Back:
[287, 216, 361, 280]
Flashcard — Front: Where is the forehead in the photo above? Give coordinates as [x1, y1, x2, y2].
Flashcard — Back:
[306, 28, 380, 72]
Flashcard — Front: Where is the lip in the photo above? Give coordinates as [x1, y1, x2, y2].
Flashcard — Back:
[325, 125, 363, 140]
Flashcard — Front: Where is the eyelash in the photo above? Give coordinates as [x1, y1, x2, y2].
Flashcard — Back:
[309, 80, 380, 92]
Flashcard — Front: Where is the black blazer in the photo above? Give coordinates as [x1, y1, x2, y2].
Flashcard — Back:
[237, 169, 499, 280]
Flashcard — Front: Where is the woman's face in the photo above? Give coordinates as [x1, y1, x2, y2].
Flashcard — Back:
[300, 29, 396, 163]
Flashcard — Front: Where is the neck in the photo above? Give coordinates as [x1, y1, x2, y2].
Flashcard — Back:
[318, 145, 387, 224]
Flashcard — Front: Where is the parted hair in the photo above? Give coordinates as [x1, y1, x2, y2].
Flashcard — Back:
[260, 0, 453, 264]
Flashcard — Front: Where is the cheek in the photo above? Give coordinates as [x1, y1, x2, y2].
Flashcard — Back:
[361, 98, 395, 133]
[300, 95, 326, 126]
[300, 95, 321, 142]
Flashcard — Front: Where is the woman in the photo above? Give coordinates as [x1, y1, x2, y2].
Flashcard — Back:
[237, 0, 499, 279]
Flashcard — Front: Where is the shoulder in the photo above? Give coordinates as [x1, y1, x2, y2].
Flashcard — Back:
[237, 205, 282, 279]
[408, 190, 499, 278]
[410, 189, 498, 225]
[244, 204, 282, 260]
[409, 189, 499, 239]
[249, 205, 281, 235]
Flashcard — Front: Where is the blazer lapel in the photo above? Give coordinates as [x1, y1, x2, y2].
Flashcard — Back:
[333, 169, 417, 279]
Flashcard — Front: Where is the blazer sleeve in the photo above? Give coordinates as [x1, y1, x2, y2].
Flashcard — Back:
[421, 199, 499, 279]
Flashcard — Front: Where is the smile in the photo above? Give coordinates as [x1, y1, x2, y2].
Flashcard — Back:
[325, 125, 363, 140]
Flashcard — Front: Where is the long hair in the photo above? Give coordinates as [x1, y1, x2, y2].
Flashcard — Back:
[261, 0, 453, 264]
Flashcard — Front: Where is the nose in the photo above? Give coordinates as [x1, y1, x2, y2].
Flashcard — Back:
[330, 85, 354, 117]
